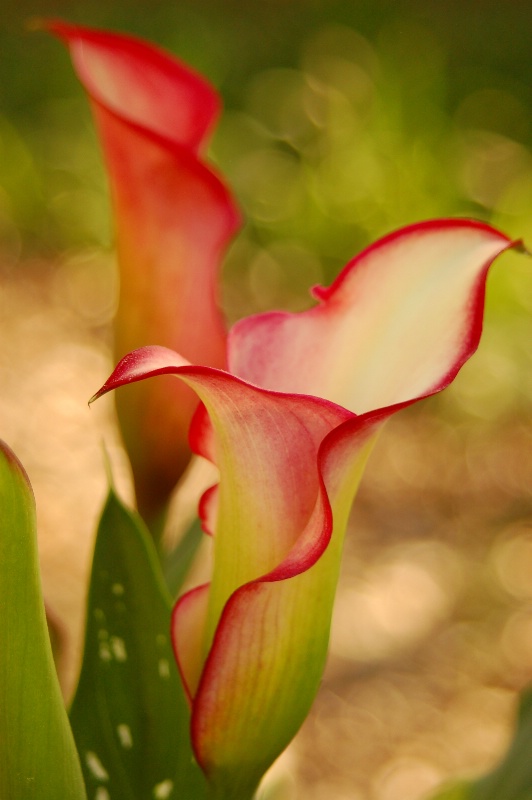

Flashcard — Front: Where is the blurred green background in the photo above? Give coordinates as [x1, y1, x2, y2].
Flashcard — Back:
[2, 3, 532, 799]
[1, 1, 531, 275]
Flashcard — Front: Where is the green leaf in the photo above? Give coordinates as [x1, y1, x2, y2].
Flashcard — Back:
[0, 440, 86, 799]
[69, 487, 207, 799]
[163, 515, 204, 597]
[430, 687, 532, 800]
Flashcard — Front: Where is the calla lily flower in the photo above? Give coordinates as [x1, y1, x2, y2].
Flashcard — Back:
[92, 219, 521, 798]
[50, 21, 240, 526]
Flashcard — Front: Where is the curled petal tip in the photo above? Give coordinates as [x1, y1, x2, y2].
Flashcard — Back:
[52, 21, 240, 523]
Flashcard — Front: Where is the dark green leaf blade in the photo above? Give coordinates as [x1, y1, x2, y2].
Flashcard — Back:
[0, 440, 86, 800]
[69, 488, 207, 799]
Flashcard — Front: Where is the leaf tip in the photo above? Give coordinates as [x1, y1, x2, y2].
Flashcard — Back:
[0, 439, 33, 490]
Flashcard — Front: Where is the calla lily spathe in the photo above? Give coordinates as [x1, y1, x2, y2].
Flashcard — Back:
[50, 21, 240, 525]
[93, 219, 519, 798]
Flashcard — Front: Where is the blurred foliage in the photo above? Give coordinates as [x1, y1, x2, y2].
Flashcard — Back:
[1, 1, 532, 265]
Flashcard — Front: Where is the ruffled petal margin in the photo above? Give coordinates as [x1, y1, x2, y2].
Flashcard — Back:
[229, 219, 519, 414]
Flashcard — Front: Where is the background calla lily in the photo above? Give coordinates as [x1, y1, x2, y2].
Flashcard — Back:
[50, 21, 240, 528]
[92, 219, 520, 798]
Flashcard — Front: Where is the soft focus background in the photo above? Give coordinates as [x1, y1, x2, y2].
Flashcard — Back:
[1, 1, 532, 799]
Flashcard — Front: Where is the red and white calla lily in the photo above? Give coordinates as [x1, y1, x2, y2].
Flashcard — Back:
[50, 15, 524, 800]
[50, 21, 240, 524]
[92, 219, 519, 798]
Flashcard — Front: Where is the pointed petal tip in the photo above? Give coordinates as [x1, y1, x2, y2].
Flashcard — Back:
[513, 238, 531, 256]
[89, 346, 193, 407]
[88, 386, 107, 406]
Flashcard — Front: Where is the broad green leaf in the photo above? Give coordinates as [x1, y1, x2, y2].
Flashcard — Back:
[430, 687, 532, 800]
[69, 488, 207, 799]
[0, 440, 86, 799]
